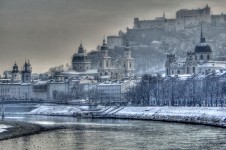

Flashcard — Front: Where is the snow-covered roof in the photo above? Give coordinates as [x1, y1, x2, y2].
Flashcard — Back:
[197, 61, 226, 68]
[62, 69, 97, 75]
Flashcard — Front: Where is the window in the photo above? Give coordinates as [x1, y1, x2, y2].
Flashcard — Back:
[200, 55, 203, 60]
[207, 55, 210, 60]
[177, 70, 180, 74]
[187, 67, 190, 74]
[193, 67, 195, 73]
[130, 63, 132, 68]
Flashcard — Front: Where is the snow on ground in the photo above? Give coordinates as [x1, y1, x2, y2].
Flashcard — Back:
[30, 105, 82, 116]
[0, 124, 11, 133]
[101, 107, 226, 127]
[30, 105, 226, 127]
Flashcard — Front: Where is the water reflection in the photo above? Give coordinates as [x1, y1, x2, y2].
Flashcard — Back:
[1, 115, 226, 150]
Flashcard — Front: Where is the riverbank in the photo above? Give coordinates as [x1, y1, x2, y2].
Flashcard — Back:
[30, 105, 226, 128]
[0, 121, 45, 141]
[100, 107, 226, 128]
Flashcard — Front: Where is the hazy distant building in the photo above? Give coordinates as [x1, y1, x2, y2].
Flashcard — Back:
[176, 4, 211, 30]
[133, 5, 226, 31]
[107, 36, 123, 49]
[165, 28, 226, 76]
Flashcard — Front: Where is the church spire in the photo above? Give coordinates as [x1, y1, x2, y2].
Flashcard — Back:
[78, 42, 85, 53]
[101, 38, 108, 51]
[200, 24, 205, 43]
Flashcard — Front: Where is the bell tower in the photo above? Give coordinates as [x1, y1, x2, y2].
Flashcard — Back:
[21, 60, 32, 83]
[11, 61, 20, 82]
[98, 39, 111, 76]
[123, 39, 134, 77]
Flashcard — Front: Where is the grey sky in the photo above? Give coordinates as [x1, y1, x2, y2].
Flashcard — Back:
[0, 0, 225, 73]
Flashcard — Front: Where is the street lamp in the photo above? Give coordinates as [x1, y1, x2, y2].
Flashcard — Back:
[1, 98, 4, 121]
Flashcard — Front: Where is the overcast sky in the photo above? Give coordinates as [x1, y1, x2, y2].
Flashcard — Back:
[0, 0, 226, 73]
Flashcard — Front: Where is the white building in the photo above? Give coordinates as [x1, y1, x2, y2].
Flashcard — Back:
[97, 80, 135, 104]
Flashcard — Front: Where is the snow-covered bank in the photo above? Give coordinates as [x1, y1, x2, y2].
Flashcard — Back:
[0, 124, 11, 133]
[101, 107, 226, 127]
[30, 105, 82, 116]
[30, 105, 226, 127]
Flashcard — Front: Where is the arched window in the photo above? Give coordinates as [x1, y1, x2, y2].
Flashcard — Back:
[200, 55, 203, 60]
[172, 70, 174, 75]
[207, 55, 210, 60]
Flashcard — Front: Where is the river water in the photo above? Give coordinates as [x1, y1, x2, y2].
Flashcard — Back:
[1, 105, 226, 150]
[0, 115, 226, 150]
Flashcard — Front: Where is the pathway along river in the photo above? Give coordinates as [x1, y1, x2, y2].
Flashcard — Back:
[1, 104, 226, 150]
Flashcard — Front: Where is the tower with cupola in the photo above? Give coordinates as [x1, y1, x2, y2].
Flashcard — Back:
[21, 60, 32, 83]
[11, 62, 20, 82]
[123, 39, 134, 77]
[98, 39, 112, 76]
[72, 43, 91, 72]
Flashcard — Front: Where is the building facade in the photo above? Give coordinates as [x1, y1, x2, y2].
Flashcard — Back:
[165, 29, 226, 76]
[98, 39, 135, 81]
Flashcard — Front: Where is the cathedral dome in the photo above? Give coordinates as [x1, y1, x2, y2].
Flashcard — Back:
[72, 43, 89, 63]
[195, 42, 212, 53]
[194, 28, 212, 53]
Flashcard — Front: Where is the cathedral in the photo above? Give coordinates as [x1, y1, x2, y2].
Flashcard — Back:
[165, 28, 226, 76]
[60, 43, 98, 78]
[98, 39, 135, 81]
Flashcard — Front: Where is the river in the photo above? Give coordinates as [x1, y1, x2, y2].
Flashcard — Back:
[0, 105, 226, 150]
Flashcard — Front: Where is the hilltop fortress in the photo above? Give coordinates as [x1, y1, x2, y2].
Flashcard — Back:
[107, 5, 226, 49]
[133, 5, 225, 31]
